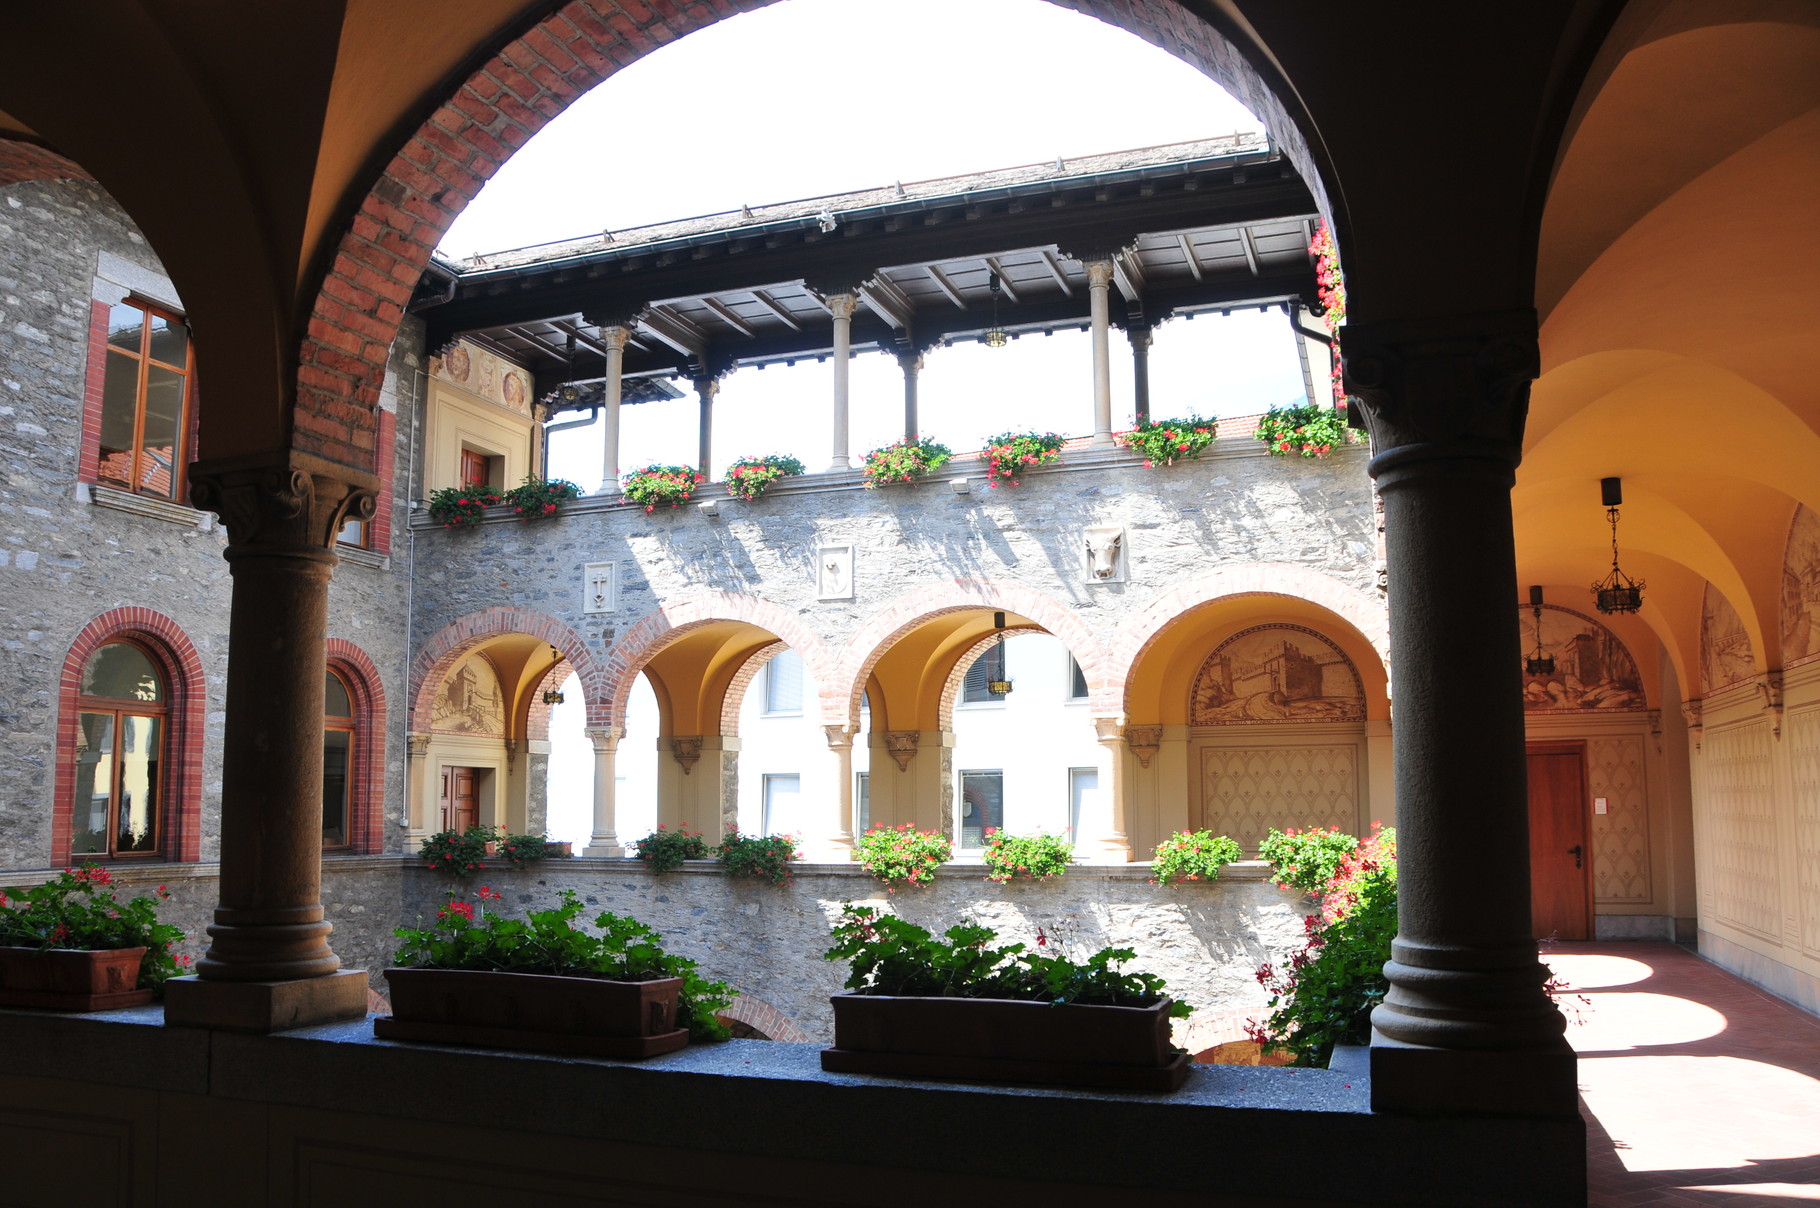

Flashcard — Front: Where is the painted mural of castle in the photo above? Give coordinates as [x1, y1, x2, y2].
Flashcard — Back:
[1702, 585, 1756, 695]
[431, 655, 506, 737]
[1783, 504, 1820, 667]
[1520, 604, 1644, 713]
[1191, 625, 1364, 724]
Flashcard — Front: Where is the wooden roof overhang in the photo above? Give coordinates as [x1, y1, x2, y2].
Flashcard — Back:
[412, 138, 1323, 406]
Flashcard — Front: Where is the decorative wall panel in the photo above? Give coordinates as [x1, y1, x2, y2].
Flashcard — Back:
[1198, 743, 1358, 852]
[1587, 735, 1650, 903]
[1789, 704, 1820, 958]
[1703, 720, 1780, 940]
[1784, 504, 1820, 667]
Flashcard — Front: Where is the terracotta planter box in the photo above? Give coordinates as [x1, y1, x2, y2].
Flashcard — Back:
[0, 946, 152, 1011]
[543, 840, 573, 858]
[374, 968, 688, 1059]
[821, 993, 1190, 1091]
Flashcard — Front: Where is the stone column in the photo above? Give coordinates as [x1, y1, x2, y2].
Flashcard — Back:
[1086, 260, 1115, 447]
[596, 325, 630, 495]
[582, 725, 624, 857]
[403, 731, 431, 844]
[897, 349, 923, 443]
[1343, 310, 1575, 1118]
[693, 373, 719, 480]
[164, 454, 375, 1031]
[523, 738, 551, 837]
[822, 724, 857, 859]
[1092, 717, 1133, 862]
[828, 293, 858, 472]
[1128, 322, 1153, 427]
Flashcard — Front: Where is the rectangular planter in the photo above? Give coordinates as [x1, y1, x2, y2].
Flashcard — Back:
[821, 993, 1190, 1092]
[0, 946, 152, 1011]
[374, 967, 689, 1059]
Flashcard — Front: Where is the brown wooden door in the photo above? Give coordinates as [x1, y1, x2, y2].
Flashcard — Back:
[1527, 743, 1592, 940]
[441, 766, 478, 834]
[460, 449, 490, 488]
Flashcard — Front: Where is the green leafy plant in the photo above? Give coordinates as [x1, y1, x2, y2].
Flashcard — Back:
[1258, 826, 1359, 896]
[494, 830, 551, 869]
[426, 484, 504, 528]
[501, 474, 582, 520]
[1249, 826, 1397, 1066]
[0, 865, 188, 991]
[1115, 415, 1217, 467]
[981, 430, 1065, 488]
[632, 826, 711, 874]
[1150, 829, 1243, 885]
[854, 824, 952, 890]
[861, 437, 952, 488]
[393, 887, 733, 1041]
[717, 827, 799, 886]
[420, 825, 497, 877]
[825, 905, 1190, 1017]
[620, 464, 704, 513]
[1255, 403, 1357, 459]
[980, 829, 1072, 882]
[722, 453, 805, 502]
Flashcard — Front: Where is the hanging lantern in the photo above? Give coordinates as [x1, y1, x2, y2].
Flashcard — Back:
[1523, 585, 1556, 677]
[983, 272, 1009, 348]
[1590, 477, 1645, 615]
[542, 689, 566, 706]
[986, 610, 1013, 695]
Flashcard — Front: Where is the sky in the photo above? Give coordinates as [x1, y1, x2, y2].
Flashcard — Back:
[439, 0, 1310, 485]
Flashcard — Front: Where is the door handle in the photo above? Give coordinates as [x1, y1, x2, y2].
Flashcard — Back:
[1568, 844, 1583, 870]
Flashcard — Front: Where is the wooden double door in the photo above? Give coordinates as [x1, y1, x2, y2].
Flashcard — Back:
[1526, 742, 1594, 941]
[440, 766, 479, 834]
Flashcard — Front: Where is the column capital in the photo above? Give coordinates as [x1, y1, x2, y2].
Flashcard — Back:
[189, 451, 377, 558]
[1092, 715, 1127, 743]
[1083, 260, 1115, 289]
[895, 349, 925, 374]
[406, 731, 432, 758]
[584, 725, 622, 752]
[582, 313, 643, 341]
[1341, 309, 1538, 480]
[823, 724, 856, 751]
[825, 292, 861, 320]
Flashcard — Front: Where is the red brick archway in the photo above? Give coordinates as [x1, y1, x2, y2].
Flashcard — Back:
[295, 0, 1324, 472]
[55, 608, 205, 865]
[411, 607, 606, 729]
[325, 638, 388, 855]
[0, 138, 90, 188]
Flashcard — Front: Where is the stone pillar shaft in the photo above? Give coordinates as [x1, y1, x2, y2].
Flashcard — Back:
[1129, 323, 1153, 427]
[597, 326, 629, 494]
[694, 375, 719, 480]
[584, 726, 623, 858]
[1093, 717, 1133, 862]
[1087, 261, 1115, 447]
[404, 731, 431, 843]
[899, 351, 922, 443]
[828, 294, 858, 472]
[823, 725, 857, 858]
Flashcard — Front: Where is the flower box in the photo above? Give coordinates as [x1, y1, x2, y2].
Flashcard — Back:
[374, 968, 688, 1059]
[0, 946, 152, 1011]
[820, 993, 1190, 1091]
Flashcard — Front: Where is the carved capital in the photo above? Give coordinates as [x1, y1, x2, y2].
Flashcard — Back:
[1093, 716, 1125, 743]
[1084, 260, 1115, 290]
[826, 292, 860, 321]
[189, 453, 377, 557]
[823, 724, 855, 752]
[1757, 670, 1785, 737]
[1125, 725, 1164, 768]
[406, 732, 432, 759]
[585, 726, 622, 753]
[882, 731, 920, 772]
[582, 314, 644, 340]
[669, 735, 704, 774]
[1681, 699, 1704, 751]
[1341, 310, 1538, 476]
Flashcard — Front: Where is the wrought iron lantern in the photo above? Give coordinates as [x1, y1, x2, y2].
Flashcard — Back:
[542, 690, 565, 706]
[983, 272, 1009, 348]
[986, 610, 1013, 696]
[1523, 585, 1556, 677]
[1590, 477, 1645, 615]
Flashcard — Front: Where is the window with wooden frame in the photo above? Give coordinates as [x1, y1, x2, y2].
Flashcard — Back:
[98, 297, 193, 500]
[323, 669, 355, 849]
[336, 514, 369, 549]
[72, 641, 167, 858]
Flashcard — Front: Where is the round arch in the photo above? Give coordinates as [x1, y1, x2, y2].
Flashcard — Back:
[411, 606, 606, 730]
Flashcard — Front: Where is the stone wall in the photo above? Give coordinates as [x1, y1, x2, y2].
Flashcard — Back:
[0, 177, 416, 869]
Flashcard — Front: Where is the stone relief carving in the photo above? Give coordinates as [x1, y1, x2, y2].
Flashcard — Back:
[817, 545, 854, 600]
[670, 736, 704, 775]
[881, 731, 920, 771]
[582, 561, 617, 614]
[1083, 525, 1126, 583]
[1191, 625, 1364, 725]
[431, 654, 505, 737]
[1125, 725, 1163, 768]
[1520, 604, 1644, 713]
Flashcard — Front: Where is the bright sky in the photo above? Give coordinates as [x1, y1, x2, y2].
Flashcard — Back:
[439, 0, 1310, 483]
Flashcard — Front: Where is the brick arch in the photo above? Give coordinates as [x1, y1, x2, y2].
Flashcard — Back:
[411, 607, 607, 730]
[935, 626, 1047, 732]
[719, 640, 789, 739]
[325, 638, 388, 855]
[0, 138, 91, 188]
[718, 992, 812, 1044]
[604, 594, 839, 728]
[834, 580, 1111, 726]
[294, 0, 1327, 471]
[523, 660, 577, 743]
[54, 608, 206, 865]
[1106, 563, 1391, 716]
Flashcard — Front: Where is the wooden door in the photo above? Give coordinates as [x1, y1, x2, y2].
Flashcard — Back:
[460, 449, 490, 488]
[1526, 743, 1592, 940]
[441, 766, 478, 834]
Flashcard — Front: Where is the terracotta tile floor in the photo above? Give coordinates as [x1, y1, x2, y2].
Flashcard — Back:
[1543, 943, 1820, 1207]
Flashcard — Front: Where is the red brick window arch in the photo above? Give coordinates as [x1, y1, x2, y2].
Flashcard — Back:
[326, 640, 387, 855]
[56, 610, 204, 865]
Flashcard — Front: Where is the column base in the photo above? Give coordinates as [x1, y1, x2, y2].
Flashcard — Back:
[1091, 432, 1115, 448]
[1369, 1029, 1580, 1118]
[582, 840, 626, 858]
[163, 970, 370, 1034]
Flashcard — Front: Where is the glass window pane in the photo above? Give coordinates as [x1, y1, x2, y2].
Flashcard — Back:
[1069, 767, 1099, 843]
[854, 772, 870, 835]
[1070, 656, 1089, 700]
[147, 313, 188, 367]
[337, 516, 366, 547]
[324, 671, 352, 718]
[139, 364, 186, 497]
[959, 770, 1003, 848]
[82, 643, 163, 703]
[764, 649, 803, 714]
[73, 712, 116, 856]
[762, 773, 802, 837]
[107, 301, 146, 352]
[98, 350, 141, 489]
[322, 729, 351, 847]
[115, 715, 160, 853]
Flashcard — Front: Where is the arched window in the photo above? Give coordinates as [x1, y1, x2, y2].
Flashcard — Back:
[323, 669, 355, 849]
[72, 641, 167, 858]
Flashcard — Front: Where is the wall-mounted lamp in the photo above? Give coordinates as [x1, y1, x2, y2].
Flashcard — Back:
[1590, 477, 1645, 614]
[1523, 585, 1556, 677]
